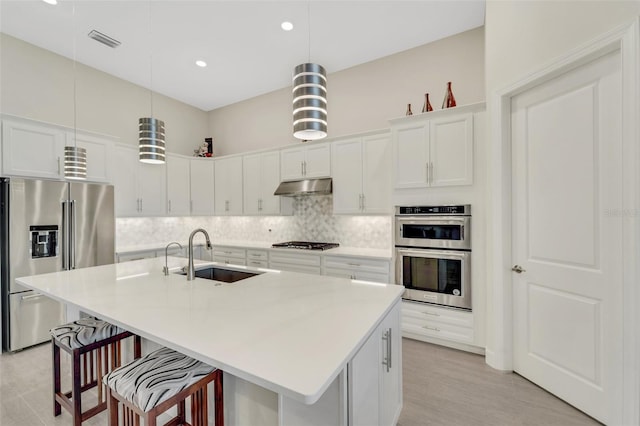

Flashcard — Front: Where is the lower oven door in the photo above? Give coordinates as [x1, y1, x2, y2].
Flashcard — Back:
[395, 248, 471, 310]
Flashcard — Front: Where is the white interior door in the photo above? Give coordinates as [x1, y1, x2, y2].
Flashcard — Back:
[511, 50, 622, 424]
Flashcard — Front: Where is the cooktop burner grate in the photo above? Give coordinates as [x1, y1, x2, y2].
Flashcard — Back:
[271, 241, 339, 250]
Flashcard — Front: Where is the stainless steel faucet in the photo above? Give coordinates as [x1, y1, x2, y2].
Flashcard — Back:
[187, 228, 212, 281]
[163, 242, 183, 276]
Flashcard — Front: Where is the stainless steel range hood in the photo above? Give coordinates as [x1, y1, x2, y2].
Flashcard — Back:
[274, 178, 332, 196]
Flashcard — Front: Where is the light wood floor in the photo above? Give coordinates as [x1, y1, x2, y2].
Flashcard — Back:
[398, 338, 601, 426]
[0, 338, 600, 425]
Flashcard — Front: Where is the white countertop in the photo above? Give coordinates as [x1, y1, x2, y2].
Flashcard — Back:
[116, 240, 392, 260]
[16, 257, 402, 404]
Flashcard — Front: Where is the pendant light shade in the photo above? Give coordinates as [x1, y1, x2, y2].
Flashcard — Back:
[64, 146, 87, 180]
[292, 63, 327, 141]
[139, 117, 165, 164]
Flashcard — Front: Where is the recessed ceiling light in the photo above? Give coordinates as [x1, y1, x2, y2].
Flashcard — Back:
[281, 21, 294, 31]
[42, 0, 57, 4]
[195, 60, 207, 68]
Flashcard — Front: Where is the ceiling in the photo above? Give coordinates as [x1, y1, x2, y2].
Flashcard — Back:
[0, 1, 485, 112]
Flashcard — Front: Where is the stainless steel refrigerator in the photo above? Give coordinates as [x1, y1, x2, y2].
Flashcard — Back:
[1, 178, 115, 352]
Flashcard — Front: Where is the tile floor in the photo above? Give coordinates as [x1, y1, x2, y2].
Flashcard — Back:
[0, 338, 600, 425]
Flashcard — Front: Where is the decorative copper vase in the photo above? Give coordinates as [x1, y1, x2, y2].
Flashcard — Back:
[406, 103, 413, 116]
[441, 82, 457, 109]
[421, 93, 433, 113]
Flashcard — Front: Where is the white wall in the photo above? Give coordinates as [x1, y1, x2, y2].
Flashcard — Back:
[0, 33, 209, 156]
[484, 0, 640, 367]
[208, 27, 485, 156]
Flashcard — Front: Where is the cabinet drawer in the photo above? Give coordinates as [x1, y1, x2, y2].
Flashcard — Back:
[401, 301, 473, 328]
[324, 267, 389, 284]
[215, 256, 246, 266]
[323, 255, 389, 274]
[247, 249, 268, 261]
[212, 246, 246, 260]
[117, 250, 157, 263]
[269, 251, 321, 267]
[269, 261, 321, 275]
[402, 319, 474, 344]
[247, 259, 268, 268]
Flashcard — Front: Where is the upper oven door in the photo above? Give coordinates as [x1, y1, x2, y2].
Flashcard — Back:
[395, 216, 470, 249]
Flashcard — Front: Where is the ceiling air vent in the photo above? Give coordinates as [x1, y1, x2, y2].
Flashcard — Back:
[88, 30, 121, 49]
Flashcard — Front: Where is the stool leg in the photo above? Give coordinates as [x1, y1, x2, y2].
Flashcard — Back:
[133, 335, 142, 359]
[52, 340, 62, 417]
[72, 349, 82, 426]
[107, 388, 118, 426]
[177, 400, 186, 424]
[214, 370, 224, 426]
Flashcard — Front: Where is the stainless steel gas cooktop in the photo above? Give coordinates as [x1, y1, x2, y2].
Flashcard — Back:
[271, 241, 339, 250]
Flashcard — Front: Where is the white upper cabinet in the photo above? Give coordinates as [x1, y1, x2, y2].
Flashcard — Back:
[189, 158, 215, 216]
[114, 144, 166, 217]
[332, 132, 391, 214]
[2, 117, 115, 183]
[280, 143, 331, 181]
[166, 154, 191, 216]
[214, 155, 243, 215]
[67, 131, 114, 183]
[243, 151, 290, 215]
[392, 104, 480, 189]
[2, 118, 65, 180]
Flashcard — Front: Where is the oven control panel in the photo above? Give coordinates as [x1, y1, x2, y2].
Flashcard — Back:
[396, 205, 470, 215]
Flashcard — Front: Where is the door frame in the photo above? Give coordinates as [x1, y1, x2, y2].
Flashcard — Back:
[487, 17, 640, 424]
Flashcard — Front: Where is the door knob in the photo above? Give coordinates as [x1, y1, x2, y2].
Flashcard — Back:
[512, 265, 526, 273]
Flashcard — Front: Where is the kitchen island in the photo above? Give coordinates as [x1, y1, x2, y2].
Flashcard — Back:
[16, 256, 403, 425]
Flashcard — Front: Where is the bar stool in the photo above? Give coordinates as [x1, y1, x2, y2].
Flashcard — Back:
[104, 346, 223, 426]
[51, 316, 141, 426]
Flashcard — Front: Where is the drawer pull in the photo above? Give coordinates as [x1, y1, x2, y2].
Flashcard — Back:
[423, 325, 441, 332]
[422, 311, 440, 317]
[251, 261, 261, 265]
[347, 263, 361, 267]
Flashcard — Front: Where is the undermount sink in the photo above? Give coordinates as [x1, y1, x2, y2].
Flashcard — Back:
[175, 266, 262, 283]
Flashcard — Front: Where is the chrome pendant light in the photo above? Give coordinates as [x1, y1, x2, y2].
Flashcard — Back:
[139, 0, 165, 164]
[64, 0, 87, 180]
[293, 3, 327, 141]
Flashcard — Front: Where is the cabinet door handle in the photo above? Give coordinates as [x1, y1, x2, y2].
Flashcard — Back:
[423, 325, 441, 332]
[430, 162, 434, 183]
[225, 200, 229, 211]
[57, 157, 61, 175]
[190, 200, 193, 213]
[361, 194, 365, 211]
[426, 163, 430, 184]
[140, 198, 143, 212]
[301, 161, 304, 176]
[168, 200, 172, 213]
[347, 262, 361, 267]
[382, 328, 392, 372]
[303, 161, 307, 176]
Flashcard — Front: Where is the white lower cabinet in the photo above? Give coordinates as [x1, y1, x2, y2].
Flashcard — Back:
[269, 251, 321, 275]
[322, 255, 390, 283]
[213, 245, 246, 266]
[401, 300, 474, 346]
[349, 300, 402, 426]
[246, 249, 269, 268]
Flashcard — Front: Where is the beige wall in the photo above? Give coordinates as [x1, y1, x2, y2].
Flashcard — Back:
[484, 0, 640, 364]
[208, 26, 485, 156]
[0, 33, 209, 156]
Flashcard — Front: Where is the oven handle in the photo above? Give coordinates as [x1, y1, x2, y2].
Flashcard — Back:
[395, 248, 469, 260]
[396, 216, 469, 225]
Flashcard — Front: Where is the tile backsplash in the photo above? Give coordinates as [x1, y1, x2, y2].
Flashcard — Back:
[116, 195, 391, 249]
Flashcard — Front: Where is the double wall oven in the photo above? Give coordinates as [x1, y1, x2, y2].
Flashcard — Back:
[395, 205, 471, 310]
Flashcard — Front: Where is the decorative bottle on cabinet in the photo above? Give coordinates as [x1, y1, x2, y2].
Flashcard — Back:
[421, 93, 433, 113]
[441, 82, 457, 109]
[405, 103, 413, 116]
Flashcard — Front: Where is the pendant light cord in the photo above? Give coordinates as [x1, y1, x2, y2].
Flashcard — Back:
[307, 2, 311, 63]
[72, 0, 77, 148]
[149, 0, 154, 119]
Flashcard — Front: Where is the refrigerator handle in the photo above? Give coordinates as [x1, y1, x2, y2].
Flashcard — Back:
[61, 200, 69, 270]
[69, 200, 76, 270]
